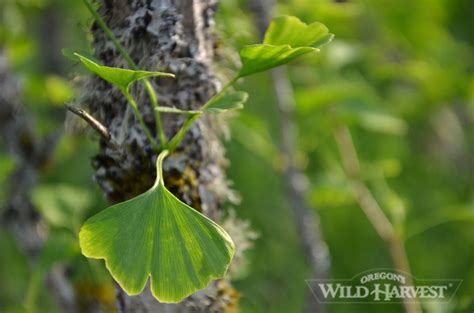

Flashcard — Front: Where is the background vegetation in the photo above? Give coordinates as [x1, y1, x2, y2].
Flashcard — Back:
[0, 0, 472, 312]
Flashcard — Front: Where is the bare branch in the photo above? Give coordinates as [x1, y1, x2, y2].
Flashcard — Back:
[334, 125, 422, 313]
[65, 104, 118, 148]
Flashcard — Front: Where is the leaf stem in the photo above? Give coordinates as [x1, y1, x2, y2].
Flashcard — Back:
[167, 76, 238, 151]
[81, 0, 136, 68]
[125, 93, 160, 151]
[144, 80, 167, 146]
[155, 149, 169, 187]
[155, 107, 203, 115]
[81, 0, 167, 147]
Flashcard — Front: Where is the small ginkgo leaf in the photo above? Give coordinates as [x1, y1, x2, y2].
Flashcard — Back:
[238, 16, 333, 77]
[74, 53, 175, 93]
[238, 45, 316, 77]
[79, 150, 235, 303]
[205, 91, 248, 113]
[155, 91, 248, 114]
[263, 15, 331, 48]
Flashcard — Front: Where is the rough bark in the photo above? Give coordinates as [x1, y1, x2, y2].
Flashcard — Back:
[80, 0, 239, 311]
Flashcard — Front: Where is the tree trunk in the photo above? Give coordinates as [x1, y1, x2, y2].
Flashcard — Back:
[81, 0, 239, 311]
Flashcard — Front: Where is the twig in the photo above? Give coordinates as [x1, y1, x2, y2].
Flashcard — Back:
[333, 125, 422, 313]
[248, 2, 331, 313]
[65, 104, 119, 148]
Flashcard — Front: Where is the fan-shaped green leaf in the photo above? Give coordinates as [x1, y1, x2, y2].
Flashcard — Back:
[79, 151, 235, 303]
[238, 16, 333, 77]
[263, 15, 331, 48]
[238, 45, 316, 77]
[74, 53, 175, 93]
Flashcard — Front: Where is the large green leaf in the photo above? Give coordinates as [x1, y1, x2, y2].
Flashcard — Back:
[74, 53, 175, 93]
[238, 16, 333, 77]
[79, 151, 235, 303]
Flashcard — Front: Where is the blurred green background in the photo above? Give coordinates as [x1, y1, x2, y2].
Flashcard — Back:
[0, 0, 472, 312]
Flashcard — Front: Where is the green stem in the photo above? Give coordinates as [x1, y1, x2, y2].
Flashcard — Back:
[81, 0, 136, 68]
[125, 93, 160, 151]
[145, 80, 167, 146]
[167, 116, 199, 152]
[155, 107, 203, 115]
[154, 149, 169, 187]
[202, 76, 238, 110]
[167, 76, 238, 151]
[82, 0, 167, 147]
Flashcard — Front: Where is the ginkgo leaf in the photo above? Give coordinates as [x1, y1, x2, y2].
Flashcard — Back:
[155, 91, 248, 114]
[205, 91, 248, 113]
[79, 150, 235, 303]
[238, 45, 316, 77]
[74, 52, 175, 93]
[238, 16, 333, 77]
[263, 15, 332, 48]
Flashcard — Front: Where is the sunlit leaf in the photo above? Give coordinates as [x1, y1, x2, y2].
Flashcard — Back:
[238, 16, 333, 77]
[263, 15, 332, 48]
[238, 45, 316, 77]
[74, 53, 175, 93]
[205, 91, 248, 113]
[79, 150, 235, 303]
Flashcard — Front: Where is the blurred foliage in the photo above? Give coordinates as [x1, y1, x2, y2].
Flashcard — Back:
[219, 0, 473, 312]
[0, 0, 473, 313]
